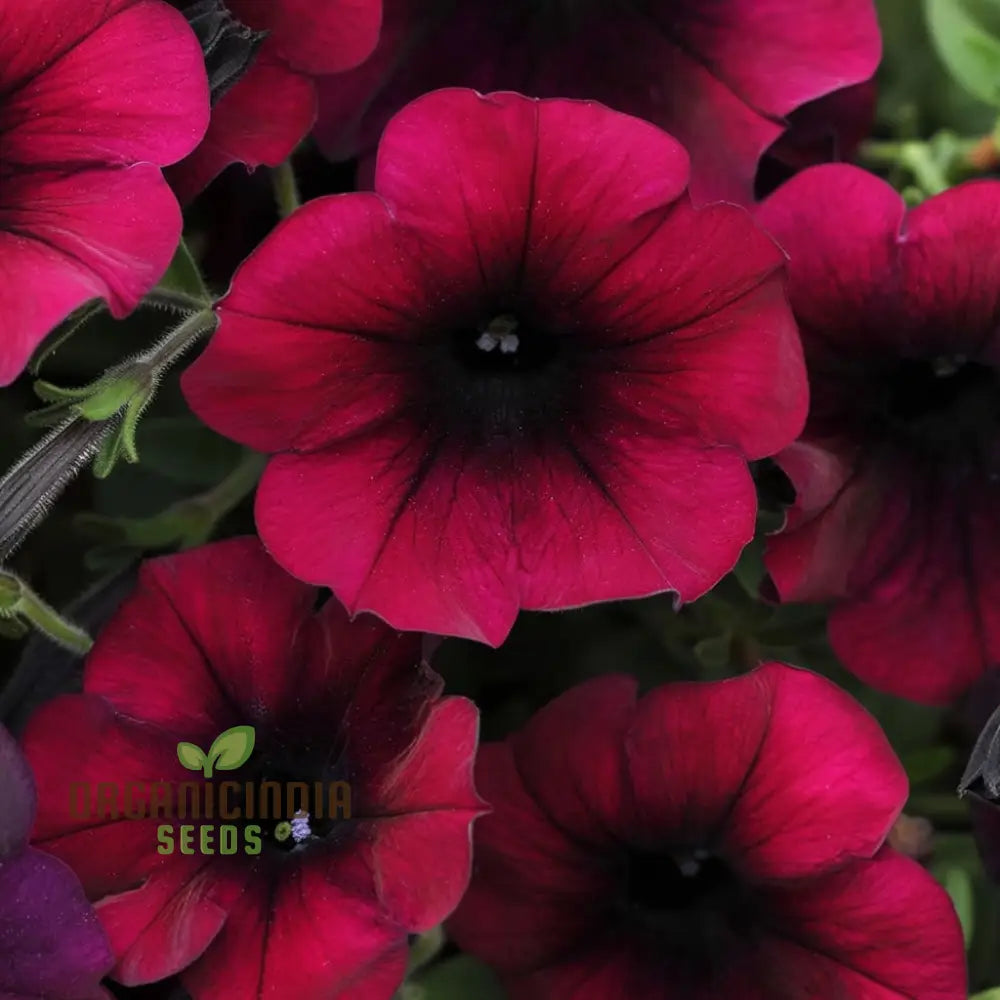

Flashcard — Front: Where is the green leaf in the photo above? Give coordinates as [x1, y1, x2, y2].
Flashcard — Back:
[938, 864, 976, 948]
[731, 535, 766, 597]
[902, 744, 957, 786]
[157, 238, 211, 306]
[208, 725, 256, 772]
[407, 927, 445, 977]
[0, 616, 29, 641]
[90, 386, 154, 479]
[135, 418, 242, 487]
[28, 300, 106, 375]
[177, 742, 206, 771]
[415, 956, 506, 1000]
[971, 989, 1000, 999]
[925, 0, 1000, 106]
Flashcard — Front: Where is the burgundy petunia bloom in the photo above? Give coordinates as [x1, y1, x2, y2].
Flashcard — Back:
[21, 538, 483, 1000]
[168, 0, 382, 201]
[182, 89, 807, 646]
[0, 724, 113, 1000]
[0, 0, 210, 384]
[758, 166, 1000, 705]
[448, 664, 966, 999]
[313, 0, 881, 203]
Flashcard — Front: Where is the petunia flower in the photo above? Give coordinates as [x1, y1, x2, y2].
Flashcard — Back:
[0, 724, 113, 1000]
[313, 0, 881, 204]
[182, 88, 807, 647]
[168, 0, 382, 201]
[21, 537, 483, 1000]
[0, 0, 210, 385]
[757, 166, 1000, 705]
[447, 663, 967, 1000]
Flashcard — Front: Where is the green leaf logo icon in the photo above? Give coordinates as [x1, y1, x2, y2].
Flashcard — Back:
[176, 725, 255, 778]
[209, 725, 256, 773]
[177, 741, 206, 771]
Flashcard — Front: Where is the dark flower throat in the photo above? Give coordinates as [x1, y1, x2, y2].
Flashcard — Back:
[215, 737, 354, 854]
[621, 846, 759, 977]
[882, 354, 999, 468]
[435, 312, 574, 442]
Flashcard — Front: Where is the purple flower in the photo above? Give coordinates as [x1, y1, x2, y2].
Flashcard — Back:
[0, 723, 112, 1000]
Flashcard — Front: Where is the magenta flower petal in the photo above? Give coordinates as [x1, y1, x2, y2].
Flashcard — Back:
[507, 675, 639, 847]
[0, 165, 184, 384]
[24, 696, 199, 896]
[80, 537, 321, 741]
[27, 708, 243, 986]
[254, 437, 522, 645]
[826, 480, 1000, 703]
[0, 0, 208, 383]
[673, 1, 879, 116]
[373, 91, 691, 289]
[759, 166, 1000, 703]
[624, 664, 906, 878]
[757, 165, 907, 353]
[314, 0, 880, 203]
[758, 440, 867, 603]
[167, 48, 316, 204]
[22, 538, 482, 1000]
[446, 743, 611, 974]
[0, 1, 207, 166]
[95, 852, 233, 986]
[718, 665, 907, 877]
[179, 860, 408, 1000]
[184, 89, 806, 645]
[900, 181, 1000, 348]
[760, 848, 966, 999]
[369, 697, 485, 930]
[448, 664, 966, 999]
[169, 0, 381, 198]
[229, 0, 382, 75]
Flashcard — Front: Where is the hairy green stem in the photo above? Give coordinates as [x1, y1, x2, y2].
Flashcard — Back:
[0, 570, 93, 655]
[185, 448, 267, 547]
[142, 307, 218, 372]
[272, 159, 302, 219]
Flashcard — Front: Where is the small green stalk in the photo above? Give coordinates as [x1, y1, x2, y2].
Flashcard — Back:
[406, 926, 446, 977]
[188, 448, 268, 545]
[76, 447, 267, 558]
[0, 569, 93, 655]
[272, 159, 302, 218]
[29, 307, 218, 479]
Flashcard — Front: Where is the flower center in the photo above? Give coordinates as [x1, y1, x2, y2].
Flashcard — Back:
[454, 314, 560, 374]
[625, 847, 751, 913]
[432, 312, 573, 442]
[621, 846, 759, 976]
[525, 0, 604, 18]
[882, 355, 1000, 466]
[213, 740, 354, 854]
